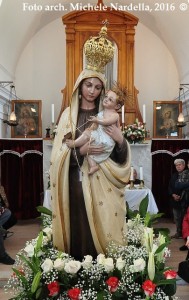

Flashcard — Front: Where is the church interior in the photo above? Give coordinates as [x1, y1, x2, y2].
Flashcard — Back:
[1, 0, 189, 299]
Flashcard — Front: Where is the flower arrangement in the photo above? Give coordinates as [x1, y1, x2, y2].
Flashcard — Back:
[4, 206, 178, 300]
[123, 119, 146, 144]
[52, 125, 58, 139]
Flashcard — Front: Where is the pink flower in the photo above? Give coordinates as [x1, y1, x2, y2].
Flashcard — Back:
[47, 281, 60, 297]
[106, 276, 119, 292]
[164, 269, 177, 279]
[67, 287, 81, 300]
[142, 279, 156, 296]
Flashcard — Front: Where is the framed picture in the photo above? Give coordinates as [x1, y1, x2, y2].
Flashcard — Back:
[153, 101, 182, 138]
[11, 100, 42, 138]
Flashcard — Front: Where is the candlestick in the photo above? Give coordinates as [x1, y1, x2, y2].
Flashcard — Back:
[143, 104, 146, 123]
[130, 166, 134, 181]
[139, 166, 143, 180]
[129, 180, 135, 189]
[122, 105, 125, 124]
[51, 104, 55, 124]
[46, 127, 50, 138]
[139, 180, 144, 189]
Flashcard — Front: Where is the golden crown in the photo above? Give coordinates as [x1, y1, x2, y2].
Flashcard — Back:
[84, 21, 115, 73]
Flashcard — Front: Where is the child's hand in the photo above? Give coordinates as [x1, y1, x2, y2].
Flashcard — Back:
[88, 116, 98, 123]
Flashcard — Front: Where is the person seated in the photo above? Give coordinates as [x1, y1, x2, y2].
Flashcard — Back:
[0, 185, 17, 239]
[0, 227, 15, 265]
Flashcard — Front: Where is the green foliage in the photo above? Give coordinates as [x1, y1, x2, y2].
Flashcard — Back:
[36, 205, 52, 216]
[126, 196, 170, 237]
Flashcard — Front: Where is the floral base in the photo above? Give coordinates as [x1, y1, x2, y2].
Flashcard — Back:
[128, 139, 144, 144]
[4, 209, 177, 300]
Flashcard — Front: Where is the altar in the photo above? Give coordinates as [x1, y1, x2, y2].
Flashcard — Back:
[125, 186, 158, 214]
[44, 187, 158, 215]
[130, 141, 152, 188]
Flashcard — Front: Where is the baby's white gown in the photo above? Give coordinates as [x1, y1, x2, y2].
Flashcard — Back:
[90, 111, 115, 163]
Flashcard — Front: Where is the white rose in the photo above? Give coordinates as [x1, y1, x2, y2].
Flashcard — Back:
[41, 258, 54, 273]
[116, 257, 125, 270]
[104, 258, 114, 272]
[43, 227, 52, 241]
[82, 255, 93, 269]
[64, 260, 81, 274]
[42, 236, 49, 246]
[97, 254, 105, 265]
[133, 258, 146, 272]
[54, 258, 65, 271]
[24, 244, 34, 257]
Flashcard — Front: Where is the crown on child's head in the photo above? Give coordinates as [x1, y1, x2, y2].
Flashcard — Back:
[111, 81, 131, 107]
[84, 20, 115, 74]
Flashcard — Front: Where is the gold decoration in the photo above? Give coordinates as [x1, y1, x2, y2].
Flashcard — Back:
[111, 81, 132, 107]
[84, 20, 115, 73]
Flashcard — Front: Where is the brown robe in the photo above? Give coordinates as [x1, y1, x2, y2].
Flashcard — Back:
[69, 107, 128, 260]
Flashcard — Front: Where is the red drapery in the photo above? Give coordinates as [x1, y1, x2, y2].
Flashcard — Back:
[151, 139, 189, 217]
[0, 139, 43, 219]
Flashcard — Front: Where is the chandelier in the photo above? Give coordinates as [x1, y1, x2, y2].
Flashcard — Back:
[0, 82, 18, 126]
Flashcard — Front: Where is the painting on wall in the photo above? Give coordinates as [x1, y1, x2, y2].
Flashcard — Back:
[153, 101, 182, 138]
[11, 100, 42, 138]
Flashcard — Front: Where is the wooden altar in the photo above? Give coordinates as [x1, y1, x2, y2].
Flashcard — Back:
[58, 0, 142, 124]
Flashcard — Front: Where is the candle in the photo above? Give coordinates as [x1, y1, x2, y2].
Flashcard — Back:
[51, 104, 54, 124]
[130, 166, 134, 181]
[139, 166, 143, 180]
[9, 112, 16, 121]
[178, 113, 184, 122]
[122, 105, 125, 124]
[143, 104, 146, 123]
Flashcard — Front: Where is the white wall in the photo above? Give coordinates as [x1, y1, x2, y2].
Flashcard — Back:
[135, 23, 179, 135]
[13, 18, 179, 138]
[15, 18, 66, 137]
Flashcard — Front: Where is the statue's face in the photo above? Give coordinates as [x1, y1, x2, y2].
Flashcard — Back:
[81, 78, 103, 104]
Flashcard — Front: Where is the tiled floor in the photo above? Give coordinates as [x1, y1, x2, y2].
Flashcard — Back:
[0, 218, 189, 299]
[0, 219, 41, 300]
